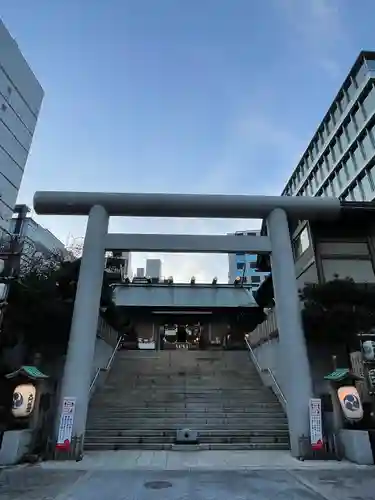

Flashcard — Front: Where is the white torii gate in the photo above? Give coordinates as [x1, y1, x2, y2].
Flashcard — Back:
[33, 191, 341, 459]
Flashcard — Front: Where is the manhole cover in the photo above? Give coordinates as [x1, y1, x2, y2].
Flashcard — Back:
[144, 481, 173, 490]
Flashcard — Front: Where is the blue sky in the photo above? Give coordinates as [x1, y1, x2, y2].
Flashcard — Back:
[1, 0, 375, 281]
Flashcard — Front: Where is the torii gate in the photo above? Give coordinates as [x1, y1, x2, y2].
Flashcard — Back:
[33, 191, 341, 459]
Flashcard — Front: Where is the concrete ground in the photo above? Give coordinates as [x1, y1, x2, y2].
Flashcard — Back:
[0, 451, 374, 500]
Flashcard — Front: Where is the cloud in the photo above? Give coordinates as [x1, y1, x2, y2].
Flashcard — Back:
[277, 0, 349, 78]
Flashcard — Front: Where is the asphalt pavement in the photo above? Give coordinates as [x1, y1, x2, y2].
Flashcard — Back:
[0, 465, 374, 500]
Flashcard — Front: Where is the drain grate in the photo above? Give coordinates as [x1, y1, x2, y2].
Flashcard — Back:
[144, 481, 173, 490]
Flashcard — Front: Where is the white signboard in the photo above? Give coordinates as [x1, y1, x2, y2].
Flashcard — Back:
[309, 398, 323, 450]
[56, 397, 76, 449]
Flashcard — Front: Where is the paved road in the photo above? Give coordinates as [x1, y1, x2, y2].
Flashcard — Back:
[0, 466, 374, 500]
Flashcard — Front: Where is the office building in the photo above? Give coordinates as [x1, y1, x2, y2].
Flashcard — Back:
[0, 205, 73, 274]
[282, 51, 375, 202]
[227, 230, 269, 291]
[146, 258, 162, 279]
[105, 251, 132, 283]
[0, 20, 44, 235]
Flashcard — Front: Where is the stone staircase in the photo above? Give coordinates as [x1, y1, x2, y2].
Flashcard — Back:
[85, 350, 289, 450]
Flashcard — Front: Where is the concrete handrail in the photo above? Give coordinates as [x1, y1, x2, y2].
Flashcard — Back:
[244, 336, 287, 408]
[89, 336, 122, 394]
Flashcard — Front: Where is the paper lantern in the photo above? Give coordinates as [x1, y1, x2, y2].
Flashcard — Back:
[12, 384, 36, 418]
[337, 385, 363, 422]
[362, 341, 375, 361]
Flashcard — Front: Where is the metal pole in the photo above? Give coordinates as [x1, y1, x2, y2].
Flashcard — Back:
[55, 205, 109, 459]
[267, 208, 313, 457]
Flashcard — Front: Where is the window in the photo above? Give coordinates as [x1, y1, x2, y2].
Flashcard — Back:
[332, 139, 341, 162]
[338, 129, 349, 152]
[326, 181, 334, 197]
[339, 91, 349, 113]
[249, 262, 257, 269]
[251, 276, 261, 284]
[326, 148, 334, 171]
[352, 183, 363, 201]
[347, 79, 357, 101]
[353, 105, 365, 131]
[293, 227, 310, 259]
[337, 166, 347, 190]
[353, 144, 365, 170]
[326, 115, 333, 135]
[236, 262, 245, 270]
[366, 59, 375, 72]
[362, 85, 375, 118]
[343, 153, 357, 180]
[359, 173, 374, 200]
[355, 62, 367, 88]
[369, 164, 375, 187]
[368, 121, 375, 143]
[333, 104, 341, 124]
[360, 132, 374, 159]
[332, 172, 342, 196]
[346, 117, 357, 141]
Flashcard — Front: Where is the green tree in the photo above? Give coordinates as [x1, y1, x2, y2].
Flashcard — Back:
[1, 254, 126, 360]
[300, 277, 375, 347]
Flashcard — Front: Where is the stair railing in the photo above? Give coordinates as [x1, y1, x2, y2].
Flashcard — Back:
[89, 336, 122, 395]
[244, 336, 287, 409]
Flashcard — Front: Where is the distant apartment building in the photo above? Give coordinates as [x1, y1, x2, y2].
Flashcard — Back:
[227, 230, 269, 291]
[105, 250, 132, 283]
[9, 204, 70, 273]
[282, 51, 375, 202]
[146, 258, 162, 279]
[0, 20, 44, 234]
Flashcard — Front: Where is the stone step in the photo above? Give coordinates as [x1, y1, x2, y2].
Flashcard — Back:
[86, 410, 286, 418]
[86, 419, 288, 431]
[89, 403, 282, 411]
[85, 428, 289, 437]
[94, 392, 277, 400]
[84, 442, 290, 451]
[84, 435, 289, 445]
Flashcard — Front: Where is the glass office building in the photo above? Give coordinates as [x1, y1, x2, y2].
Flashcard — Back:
[282, 51, 375, 202]
[0, 20, 44, 235]
[227, 230, 269, 291]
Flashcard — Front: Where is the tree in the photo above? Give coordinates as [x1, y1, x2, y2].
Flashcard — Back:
[1, 254, 126, 364]
[300, 277, 375, 347]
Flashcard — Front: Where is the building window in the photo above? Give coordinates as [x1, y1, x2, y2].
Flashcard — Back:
[332, 139, 341, 162]
[347, 78, 357, 101]
[332, 171, 342, 196]
[353, 143, 365, 170]
[346, 117, 357, 141]
[360, 131, 374, 160]
[355, 62, 367, 88]
[351, 183, 364, 201]
[249, 262, 257, 269]
[293, 227, 310, 259]
[339, 90, 349, 114]
[237, 262, 245, 270]
[368, 164, 375, 188]
[251, 276, 261, 284]
[359, 173, 374, 200]
[338, 129, 349, 152]
[353, 105, 366, 131]
[333, 104, 341, 125]
[362, 85, 375, 118]
[326, 115, 333, 135]
[365, 59, 375, 72]
[343, 153, 357, 181]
